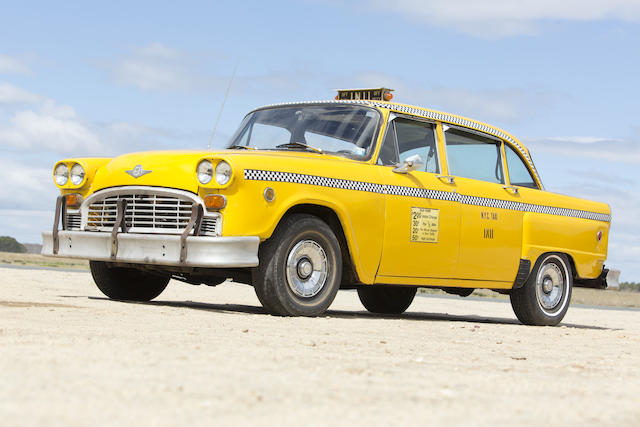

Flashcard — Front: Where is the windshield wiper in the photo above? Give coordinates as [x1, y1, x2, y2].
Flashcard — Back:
[227, 145, 256, 150]
[275, 141, 323, 154]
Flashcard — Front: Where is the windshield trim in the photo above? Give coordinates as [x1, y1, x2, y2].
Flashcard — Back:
[227, 102, 384, 162]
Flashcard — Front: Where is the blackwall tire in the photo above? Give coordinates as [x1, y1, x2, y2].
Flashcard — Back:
[89, 261, 170, 302]
[510, 253, 572, 326]
[252, 214, 342, 317]
[357, 286, 417, 314]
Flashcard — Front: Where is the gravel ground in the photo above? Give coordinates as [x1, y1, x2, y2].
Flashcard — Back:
[1, 267, 639, 426]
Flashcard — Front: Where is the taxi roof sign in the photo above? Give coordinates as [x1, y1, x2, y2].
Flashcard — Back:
[336, 88, 394, 101]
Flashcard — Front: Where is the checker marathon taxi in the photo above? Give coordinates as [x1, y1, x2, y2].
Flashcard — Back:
[42, 88, 611, 326]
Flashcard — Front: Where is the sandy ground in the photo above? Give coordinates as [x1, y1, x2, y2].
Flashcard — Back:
[1, 267, 639, 426]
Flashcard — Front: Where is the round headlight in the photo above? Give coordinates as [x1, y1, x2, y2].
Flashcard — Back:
[215, 161, 232, 185]
[197, 160, 213, 184]
[70, 163, 85, 186]
[54, 163, 69, 186]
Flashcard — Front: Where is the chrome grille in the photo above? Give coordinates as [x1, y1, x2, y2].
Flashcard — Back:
[82, 188, 221, 236]
[200, 217, 220, 236]
[66, 213, 81, 230]
[87, 193, 194, 234]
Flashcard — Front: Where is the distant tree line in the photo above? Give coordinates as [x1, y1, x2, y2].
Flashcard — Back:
[619, 282, 640, 292]
[0, 236, 26, 253]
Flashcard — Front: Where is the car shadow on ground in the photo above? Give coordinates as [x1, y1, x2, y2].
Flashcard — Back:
[78, 296, 616, 330]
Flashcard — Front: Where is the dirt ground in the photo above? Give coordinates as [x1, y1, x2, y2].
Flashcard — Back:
[1, 266, 639, 426]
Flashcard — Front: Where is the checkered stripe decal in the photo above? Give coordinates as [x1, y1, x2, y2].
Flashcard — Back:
[256, 100, 543, 188]
[245, 169, 611, 223]
[244, 169, 385, 194]
[458, 195, 611, 222]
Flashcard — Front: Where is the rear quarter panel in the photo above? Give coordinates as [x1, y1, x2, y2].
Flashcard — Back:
[520, 188, 610, 279]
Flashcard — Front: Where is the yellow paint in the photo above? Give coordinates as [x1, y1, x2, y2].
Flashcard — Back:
[51, 100, 611, 287]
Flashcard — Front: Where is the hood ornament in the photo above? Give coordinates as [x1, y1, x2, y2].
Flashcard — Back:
[126, 165, 152, 178]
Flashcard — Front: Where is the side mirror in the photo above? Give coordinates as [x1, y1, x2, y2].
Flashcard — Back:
[393, 154, 424, 174]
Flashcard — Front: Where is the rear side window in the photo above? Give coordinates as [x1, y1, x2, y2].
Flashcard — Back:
[505, 144, 538, 189]
[444, 127, 504, 184]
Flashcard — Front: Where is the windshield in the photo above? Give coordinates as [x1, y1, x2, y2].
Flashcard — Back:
[226, 104, 381, 159]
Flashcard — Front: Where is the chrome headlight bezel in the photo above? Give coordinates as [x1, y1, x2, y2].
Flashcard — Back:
[54, 163, 69, 186]
[215, 160, 232, 185]
[197, 160, 214, 185]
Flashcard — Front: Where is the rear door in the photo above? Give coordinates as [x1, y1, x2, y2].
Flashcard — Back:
[443, 126, 523, 284]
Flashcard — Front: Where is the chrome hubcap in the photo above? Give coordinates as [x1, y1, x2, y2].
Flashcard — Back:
[536, 262, 564, 311]
[286, 240, 328, 298]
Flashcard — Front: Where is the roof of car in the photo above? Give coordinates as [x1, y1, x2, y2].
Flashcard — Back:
[254, 100, 543, 188]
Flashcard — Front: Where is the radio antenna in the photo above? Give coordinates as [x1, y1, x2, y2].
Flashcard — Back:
[208, 64, 237, 150]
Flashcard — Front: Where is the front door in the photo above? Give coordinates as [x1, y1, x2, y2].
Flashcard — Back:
[376, 117, 460, 281]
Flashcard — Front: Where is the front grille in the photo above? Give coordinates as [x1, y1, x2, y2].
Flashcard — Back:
[87, 193, 194, 233]
[200, 217, 220, 236]
[83, 189, 221, 236]
[66, 213, 81, 230]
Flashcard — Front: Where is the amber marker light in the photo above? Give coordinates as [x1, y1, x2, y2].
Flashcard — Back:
[64, 193, 83, 209]
[204, 194, 227, 210]
[383, 91, 393, 101]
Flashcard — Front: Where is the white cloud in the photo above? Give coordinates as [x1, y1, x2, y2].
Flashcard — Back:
[359, 0, 640, 37]
[0, 100, 102, 154]
[0, 54, 31, 75]
[110, 43, 208, 91]
[0, 82, 43, 104]
[351, 72, 549, 124]
[0, 157, 53, 210]
[527, 136, 640, 164]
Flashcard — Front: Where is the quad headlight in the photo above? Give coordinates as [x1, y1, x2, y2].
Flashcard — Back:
[197, 159, 232, 186]
[54, 163, 69, 186]
[70, 163, 85, 186]
[215, 161, 232, 185]
[197, 160, 214, 184]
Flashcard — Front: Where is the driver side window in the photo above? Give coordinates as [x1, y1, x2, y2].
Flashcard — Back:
[377, 117, 440, 173]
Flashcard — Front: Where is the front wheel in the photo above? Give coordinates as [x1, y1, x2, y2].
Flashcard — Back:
[252, 214, 342, 316]
[357, 286, 417, 314]
[89, 261, 170, 301]
[510, 253, 572, 326]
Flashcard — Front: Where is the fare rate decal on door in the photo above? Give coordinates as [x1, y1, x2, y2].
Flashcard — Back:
[410, 207, 439, 243]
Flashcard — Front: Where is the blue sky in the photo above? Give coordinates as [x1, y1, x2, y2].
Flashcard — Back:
[1, 0, 639, 281]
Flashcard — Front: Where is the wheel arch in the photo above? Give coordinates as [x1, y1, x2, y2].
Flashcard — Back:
[273, 203, 361, 286]
[527, 251, 575, 283]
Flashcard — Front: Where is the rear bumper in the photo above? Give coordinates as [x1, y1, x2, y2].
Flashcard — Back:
[42, 230, 259, 268]
[574, 267, 619, 289]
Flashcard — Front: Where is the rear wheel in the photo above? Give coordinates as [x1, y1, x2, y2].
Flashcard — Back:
[510, 253, 572, 326]
[357, 286, 417, 314]
[252, 214, 342, 316]
[89, 261, 170, 301]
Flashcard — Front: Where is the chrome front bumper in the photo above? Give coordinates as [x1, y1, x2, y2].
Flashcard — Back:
[42, 230, 259, 268]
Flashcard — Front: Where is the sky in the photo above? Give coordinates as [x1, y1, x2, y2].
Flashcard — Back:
[1, 0, 639, 281]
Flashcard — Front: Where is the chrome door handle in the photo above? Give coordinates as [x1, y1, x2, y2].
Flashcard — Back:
[502, 185, 519, 194]
[436, 175, 455, 184]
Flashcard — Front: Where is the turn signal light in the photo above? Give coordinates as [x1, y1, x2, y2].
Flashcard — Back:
[204, 194, 227, 210]
[64, 193, 83, 209]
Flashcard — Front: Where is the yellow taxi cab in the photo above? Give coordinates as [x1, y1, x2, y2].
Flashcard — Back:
[42, 88, 611, 326]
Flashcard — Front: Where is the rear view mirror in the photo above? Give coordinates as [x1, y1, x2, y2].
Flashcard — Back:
[393, 154, 424, 174]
